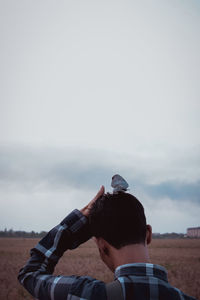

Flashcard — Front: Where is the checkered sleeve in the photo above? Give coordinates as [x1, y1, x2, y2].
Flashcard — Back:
[18, 209, 106, 300]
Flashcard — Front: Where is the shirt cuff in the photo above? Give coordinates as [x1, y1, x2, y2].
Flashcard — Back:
[61, 209, 88, 232]
[63, 209, 91, 249]
[34, 209, 91, 261]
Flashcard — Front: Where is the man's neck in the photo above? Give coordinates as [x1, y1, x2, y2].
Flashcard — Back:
[111, 243, 150, 271]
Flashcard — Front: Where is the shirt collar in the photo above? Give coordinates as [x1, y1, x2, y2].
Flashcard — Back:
[114, 263, 168, 282]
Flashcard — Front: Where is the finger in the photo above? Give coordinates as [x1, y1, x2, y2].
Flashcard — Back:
[93, 185, 105, 201]
[81, 186, 105, 217]
[89, 186, 105, 207]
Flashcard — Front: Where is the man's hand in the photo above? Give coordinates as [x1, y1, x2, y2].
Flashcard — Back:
[80, 186, 105, 217]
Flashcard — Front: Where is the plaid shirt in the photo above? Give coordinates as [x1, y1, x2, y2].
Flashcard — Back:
[18, 209, 196, 300]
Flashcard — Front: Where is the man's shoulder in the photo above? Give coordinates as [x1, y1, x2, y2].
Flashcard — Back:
[174, 288, 197, 300]
[159, 281, 197, 300]
[59, 275, 107, 300]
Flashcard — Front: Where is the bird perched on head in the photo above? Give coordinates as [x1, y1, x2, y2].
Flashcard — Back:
[111, 174, 129, 193]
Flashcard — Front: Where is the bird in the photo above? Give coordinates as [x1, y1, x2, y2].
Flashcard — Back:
[111, 174, 129, 193]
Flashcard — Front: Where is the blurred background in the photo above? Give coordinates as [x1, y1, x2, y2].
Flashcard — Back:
[0, 0, 200, 234]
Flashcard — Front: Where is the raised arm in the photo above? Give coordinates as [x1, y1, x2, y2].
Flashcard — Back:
[18, 187, 106, 300]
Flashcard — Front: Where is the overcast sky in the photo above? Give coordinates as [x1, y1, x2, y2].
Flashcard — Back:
[0, 0, 199, 233]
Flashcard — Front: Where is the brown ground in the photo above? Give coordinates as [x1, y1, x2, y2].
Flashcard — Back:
[0, 238, 199, 299]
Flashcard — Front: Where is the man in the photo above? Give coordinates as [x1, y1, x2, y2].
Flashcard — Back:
[18, 175, 196, 299]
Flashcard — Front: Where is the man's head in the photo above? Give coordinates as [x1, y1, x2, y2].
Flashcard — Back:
[89, 191, 147, 248]
[89, 191, 152, 270]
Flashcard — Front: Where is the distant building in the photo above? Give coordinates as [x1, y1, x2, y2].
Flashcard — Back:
[187, 227, 200, 238]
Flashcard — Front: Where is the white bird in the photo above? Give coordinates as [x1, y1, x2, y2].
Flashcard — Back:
[111, 174, 129, 193]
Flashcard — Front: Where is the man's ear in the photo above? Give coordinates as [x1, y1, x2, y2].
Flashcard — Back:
[93, 237, 110, 255]
[92, 237, 98, 244]
[93, 237, 105, 248]
[146, 225, 152, 245]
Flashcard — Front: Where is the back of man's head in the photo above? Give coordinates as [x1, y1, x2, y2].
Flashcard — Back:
[89, 192, 147, 249]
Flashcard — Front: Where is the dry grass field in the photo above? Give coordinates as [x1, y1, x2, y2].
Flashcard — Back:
[0, 238, 199, 299]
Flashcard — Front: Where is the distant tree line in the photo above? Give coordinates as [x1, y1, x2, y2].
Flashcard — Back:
[152, 232, 185, 239]
[0, 228, 47, 238]
[0, 228, 186, 239]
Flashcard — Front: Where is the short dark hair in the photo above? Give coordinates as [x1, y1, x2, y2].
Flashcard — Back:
[89, 192, 147, 249]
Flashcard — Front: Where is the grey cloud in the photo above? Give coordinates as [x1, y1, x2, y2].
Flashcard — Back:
[0, 145, 114, 190]
[133, 180, 200, 204]
[0, 145, 199, 204]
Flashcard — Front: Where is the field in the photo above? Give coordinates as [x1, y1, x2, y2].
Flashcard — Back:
[0, 238, 199, 299]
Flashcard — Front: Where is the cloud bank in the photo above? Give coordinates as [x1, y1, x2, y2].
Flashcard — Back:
[0, 145, 199, 233]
